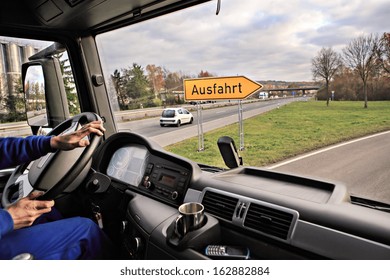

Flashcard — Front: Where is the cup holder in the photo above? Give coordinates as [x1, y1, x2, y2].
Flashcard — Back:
[166, 207, 220, 250]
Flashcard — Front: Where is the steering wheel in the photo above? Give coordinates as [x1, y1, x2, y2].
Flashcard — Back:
[1, 112, 103, 208]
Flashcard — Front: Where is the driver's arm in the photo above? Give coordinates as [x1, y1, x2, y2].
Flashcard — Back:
[0, 120, 105, 169]
[0, 136, 53, 169]
[0, 208, 14, 240]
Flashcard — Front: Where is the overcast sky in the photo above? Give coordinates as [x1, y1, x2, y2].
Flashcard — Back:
[99, 0, 387, 82]
[1, 1, 388, 83]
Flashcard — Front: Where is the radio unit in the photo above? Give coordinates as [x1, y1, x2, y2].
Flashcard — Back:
[141, 162, 190, 204]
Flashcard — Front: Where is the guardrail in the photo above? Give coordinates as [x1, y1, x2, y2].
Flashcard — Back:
[113, 101, 235, 122]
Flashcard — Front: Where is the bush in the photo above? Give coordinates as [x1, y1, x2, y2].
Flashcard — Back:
[0, 112, 26, 123]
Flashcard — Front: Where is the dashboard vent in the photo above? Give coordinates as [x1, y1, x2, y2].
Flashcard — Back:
[244, 203, 294, 240]
[202, 191, 238, 221]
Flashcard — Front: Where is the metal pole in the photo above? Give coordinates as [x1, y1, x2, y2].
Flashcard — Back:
[238, 100, 244, 151]
[197, 103, 204, 151]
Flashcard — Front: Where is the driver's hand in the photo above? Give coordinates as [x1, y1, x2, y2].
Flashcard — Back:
[5, 191, 54, 230]
[50, 120, 106, 151]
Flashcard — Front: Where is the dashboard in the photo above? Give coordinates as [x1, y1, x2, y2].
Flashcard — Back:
[90, 132, 390, 260]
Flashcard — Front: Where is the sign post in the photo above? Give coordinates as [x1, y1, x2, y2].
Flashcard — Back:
[196, 103, 204, 151]
[184, 76, 263, 151]
[238, 100, 244, 150]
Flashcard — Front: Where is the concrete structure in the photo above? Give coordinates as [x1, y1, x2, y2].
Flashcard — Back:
[0, 40, 39, 113]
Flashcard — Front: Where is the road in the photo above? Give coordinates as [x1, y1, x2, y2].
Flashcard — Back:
[0, 98, 293, 138]
[118, 98, 295, 146]
[268, 131, 390, 204]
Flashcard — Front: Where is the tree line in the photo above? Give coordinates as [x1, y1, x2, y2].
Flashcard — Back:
[312, 32, 390, 107]
[109, 63, 214, 110]
[0, 75, 25, 122]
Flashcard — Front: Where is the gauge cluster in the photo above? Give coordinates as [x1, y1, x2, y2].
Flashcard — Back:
[107, 145, 150, 187]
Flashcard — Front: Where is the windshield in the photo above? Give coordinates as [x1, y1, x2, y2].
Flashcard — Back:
[96, 0, 390, 204]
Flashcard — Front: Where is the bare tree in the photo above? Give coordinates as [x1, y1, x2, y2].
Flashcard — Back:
[343, 33, 381, 108]
[312, 47, 342, 106]
[377, 32, 390, 74]
[146, 64, 165, 99]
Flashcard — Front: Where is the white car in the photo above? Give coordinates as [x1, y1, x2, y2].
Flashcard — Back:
[160, 108, 194, 127]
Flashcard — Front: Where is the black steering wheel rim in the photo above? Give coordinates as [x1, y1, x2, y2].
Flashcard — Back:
[2, 112, 102, 207]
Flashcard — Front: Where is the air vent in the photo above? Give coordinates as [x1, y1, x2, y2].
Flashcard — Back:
[244, 203, 294, 240]
[202, 191, 238, 221]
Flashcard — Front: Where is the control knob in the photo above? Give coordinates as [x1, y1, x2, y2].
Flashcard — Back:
[142, 176, 153, 189]
[131, 237, 142, 253]
[171, 191, 179, 200]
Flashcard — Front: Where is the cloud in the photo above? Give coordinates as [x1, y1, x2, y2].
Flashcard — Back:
[97, 0, 388, 82]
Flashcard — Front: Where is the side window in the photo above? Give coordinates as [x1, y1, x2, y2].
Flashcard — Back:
[0, 37, 80, 137]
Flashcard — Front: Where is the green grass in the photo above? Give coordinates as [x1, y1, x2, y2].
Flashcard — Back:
[166, 100, 390, 168]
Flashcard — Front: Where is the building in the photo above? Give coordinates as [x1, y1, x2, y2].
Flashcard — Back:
[0, 40, 39, 113]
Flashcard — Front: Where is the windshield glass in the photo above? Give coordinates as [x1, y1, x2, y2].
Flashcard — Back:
[96, 0, 390, 204]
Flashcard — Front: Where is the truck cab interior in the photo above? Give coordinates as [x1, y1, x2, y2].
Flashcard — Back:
[0, 0, 389, 261]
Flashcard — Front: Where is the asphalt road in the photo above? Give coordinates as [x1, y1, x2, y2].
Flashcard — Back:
[118, 98, 295, 146]
[268, 131, 390, 204]
[0, 98, 293, 138]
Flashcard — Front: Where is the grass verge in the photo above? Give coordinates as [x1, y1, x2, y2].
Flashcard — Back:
[166, 100, 390, 168]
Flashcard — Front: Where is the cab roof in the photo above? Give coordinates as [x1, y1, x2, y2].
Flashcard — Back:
[0, 0, 211, 37]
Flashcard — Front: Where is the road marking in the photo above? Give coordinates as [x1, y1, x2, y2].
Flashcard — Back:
[268, 130, 390, 169]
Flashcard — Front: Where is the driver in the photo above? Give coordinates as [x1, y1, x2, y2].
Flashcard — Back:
[0, 120, 113, 260]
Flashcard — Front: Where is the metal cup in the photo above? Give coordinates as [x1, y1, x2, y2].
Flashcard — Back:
[174, 202, 204, 238]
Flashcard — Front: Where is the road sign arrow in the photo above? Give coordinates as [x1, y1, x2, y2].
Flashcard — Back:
[184, 76, 263, 101]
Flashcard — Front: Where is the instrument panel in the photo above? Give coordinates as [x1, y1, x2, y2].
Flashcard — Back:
[95, 133, 194, 206]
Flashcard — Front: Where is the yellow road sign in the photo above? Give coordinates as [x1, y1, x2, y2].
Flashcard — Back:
[184, 76, 263, 101]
